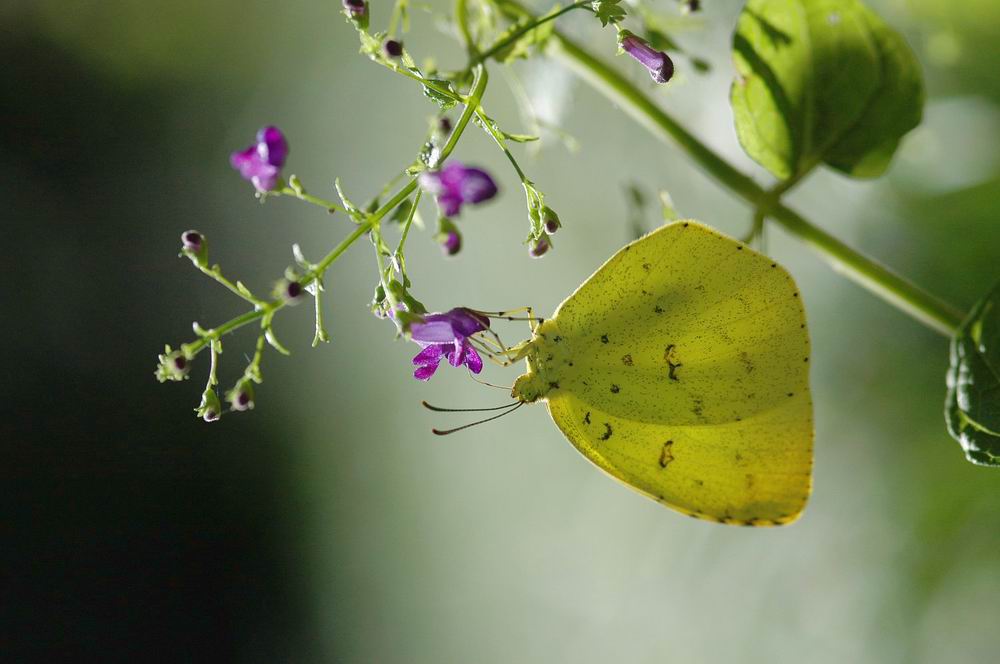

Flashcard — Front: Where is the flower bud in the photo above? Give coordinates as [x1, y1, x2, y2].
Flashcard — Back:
[227, 379, 255, 412]
[383, 40, 404, 59]
[196, 388, 222, 422]
[529, 236, 550, 258]
[618, 30, 674, 84]
[180, 230, 208, 267]
[342, 0, 369, 29]
[441, 229, 462, 256]
[542, 207, 561, 234]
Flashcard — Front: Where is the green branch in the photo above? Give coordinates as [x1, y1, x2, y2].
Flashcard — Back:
[497, 0, 965, 337]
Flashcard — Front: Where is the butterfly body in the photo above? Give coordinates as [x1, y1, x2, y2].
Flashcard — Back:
[512, 221, 813, 526]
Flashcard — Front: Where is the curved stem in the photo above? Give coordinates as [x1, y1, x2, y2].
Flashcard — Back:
[497, 0, 965, 336]
[473, 1, 591, 65]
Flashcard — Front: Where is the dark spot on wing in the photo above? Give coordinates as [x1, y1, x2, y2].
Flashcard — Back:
[584, 411, 591, 425]
[736, 245, 743, 251]
[659, 440, 675, 468]
[771, 263, 777, 268]
[610, 384, 620, 394]
[692, 398, 704, 418]
[694, 479, 704, 486]
[642, 263, 652, 272]
[668, 361, 682, 381]
[621, 354, 633, 366]
[548, 381, 560, 390]
[554, 335, 562, 343]
[600, 423, 613, 441]
[654, 305, 664, 314]
[600, 334, 609, 344]
[787, 392, 794, 397]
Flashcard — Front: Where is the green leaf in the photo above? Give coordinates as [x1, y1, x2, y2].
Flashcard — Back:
[731, 0, 923, 181]
[946, 279, 1000, 467]
[421, 78, 458, 111]
[592, 0, 627, 27]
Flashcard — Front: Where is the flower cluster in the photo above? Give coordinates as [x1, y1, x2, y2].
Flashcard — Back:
[230, 126, 289, 192]
[409, 308, 490, 380]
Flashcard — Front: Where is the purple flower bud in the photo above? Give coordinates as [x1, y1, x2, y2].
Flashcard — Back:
[284, 280, 303, 302]
[419, 162, 498, 217]
[529, 236, 550, 258]
[619, 31, 674, 84]
[383, 40, 404, 58]
[343, 0, 366, 17]
[542, 207, 561, 234]
[230, 126, 288, 192]
[181, 230, 203, 253]
[441, 229, 462, 255]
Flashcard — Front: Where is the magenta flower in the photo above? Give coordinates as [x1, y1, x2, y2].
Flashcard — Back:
[409, 307, 489, 380]
[419, 162, 498, 217]
[619, 31, 674, 84]
[230, 126, 289, 192]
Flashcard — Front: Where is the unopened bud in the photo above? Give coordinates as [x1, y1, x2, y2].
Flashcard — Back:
[227, 379, 255, 412]
[441, 229, 462, 256]
[180, 230, 208, 267]
[542, 207, 561, 234]
[529, 236, 550, 258]
[196, 388, 222, 422]
[342, 0, 369, 29]
[383, 40, 403, 59]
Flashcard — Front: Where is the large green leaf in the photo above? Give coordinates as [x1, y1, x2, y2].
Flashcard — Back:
[731, 0, 923, 181]
[946, 280, 1000, 467]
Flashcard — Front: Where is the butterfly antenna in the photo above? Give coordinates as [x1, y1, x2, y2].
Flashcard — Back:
[430, 402, 525, 436]
[422, 400, 519, 412]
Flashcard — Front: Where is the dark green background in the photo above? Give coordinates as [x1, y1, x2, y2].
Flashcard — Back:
[4, 1, 998, 661]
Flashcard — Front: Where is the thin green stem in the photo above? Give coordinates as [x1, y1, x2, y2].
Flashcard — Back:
[473, 1, 591, 65]
[197, 263, 263, 306]
[455, 0, 477, 56]
[496, 0, 965, 336]
[278, 186, 346, 214]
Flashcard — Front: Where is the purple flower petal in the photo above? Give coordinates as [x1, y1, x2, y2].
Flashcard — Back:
[458, 167, 498, 205]
[410, 321, 456, 344]
[448, 339, 466, 367]
[256, 126, 288, 167]
[413, 363, 440, 381]
[619, 32, 674, 84]
[412, 344, 445, 366]
[438, 193, 463, 218]
[464, 345, 483, 374]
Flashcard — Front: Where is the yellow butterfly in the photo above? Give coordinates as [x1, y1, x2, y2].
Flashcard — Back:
[509, 221, 813, 526]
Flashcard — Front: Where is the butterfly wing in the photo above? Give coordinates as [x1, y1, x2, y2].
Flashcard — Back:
[542, 221, 812, 524]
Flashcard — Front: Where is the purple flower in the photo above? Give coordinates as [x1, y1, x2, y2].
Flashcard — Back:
[619, 31, 674, 84]
[419, 162, 498, 217]
[342, 0, 367, 18]
[230, 126, 289, 192]
[409, 307, 489, 381]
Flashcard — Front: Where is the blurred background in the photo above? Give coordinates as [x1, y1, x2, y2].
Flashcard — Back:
[3, 0, 999, 661]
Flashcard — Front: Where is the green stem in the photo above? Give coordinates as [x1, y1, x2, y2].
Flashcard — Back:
[473, 1, 591, 65]
[278, 186, 345, 214]
[497, 0, 965, 337]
